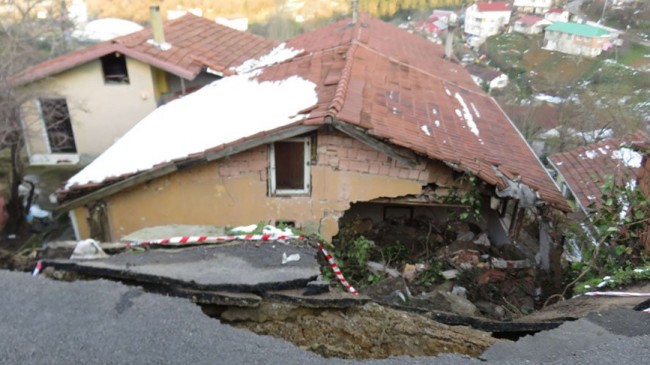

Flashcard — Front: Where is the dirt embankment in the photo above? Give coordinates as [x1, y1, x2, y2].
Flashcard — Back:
[219, 301, 501, 359]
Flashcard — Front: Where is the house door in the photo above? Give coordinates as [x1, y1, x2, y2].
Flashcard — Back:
[86, 201, 111, 242]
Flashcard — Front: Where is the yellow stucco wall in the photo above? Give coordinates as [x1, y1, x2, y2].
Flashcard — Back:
[71, 132, 458, 242]
[20, 56, 158, 158]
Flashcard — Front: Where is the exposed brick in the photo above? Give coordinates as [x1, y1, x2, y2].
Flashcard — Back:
[339, 160, 350, 171]
[418, 170, 430, 181]
[369, 163, 380, 174]
[347, 148, 358, 159]
[389, 167, 400, 177]
[399, 169, 410, 179]
[350, 160, 370, 173]
[408, 169, 420, 180]
[328, 156, 340, 166]
[379, 165, 391, 175]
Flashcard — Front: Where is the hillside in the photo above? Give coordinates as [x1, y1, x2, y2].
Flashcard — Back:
[483, 32, 650, 156]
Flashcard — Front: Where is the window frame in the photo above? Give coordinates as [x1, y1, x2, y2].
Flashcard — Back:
[100, 52, 130, 84]
[39, 98, 77, 153]
[269, 137, 311, 196]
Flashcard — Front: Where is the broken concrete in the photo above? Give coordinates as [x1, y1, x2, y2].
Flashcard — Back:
[43, 242, 321, 293]
[120, 225, 226, 242]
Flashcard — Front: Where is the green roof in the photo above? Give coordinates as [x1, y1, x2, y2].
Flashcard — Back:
[546, 22, 611, 37]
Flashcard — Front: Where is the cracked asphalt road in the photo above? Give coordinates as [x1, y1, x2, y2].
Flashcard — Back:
[1, 270, 648, 365]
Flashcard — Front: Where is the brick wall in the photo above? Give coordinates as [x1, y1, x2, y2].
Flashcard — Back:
[215, 145, 268, 182]
[316, 130, 431, 183]
[208, 130, 446, 187]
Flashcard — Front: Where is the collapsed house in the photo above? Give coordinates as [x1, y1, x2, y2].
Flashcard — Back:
[55, 14, 569, 259]
[547, 130, 650, 250]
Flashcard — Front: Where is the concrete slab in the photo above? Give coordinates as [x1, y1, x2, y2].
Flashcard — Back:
[120, 225, 227, 242]
[44, 241, 320, 293]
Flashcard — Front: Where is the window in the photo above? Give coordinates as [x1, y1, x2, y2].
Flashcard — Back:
[100, 52, 129, 84]
[269, 138, 311, 195]
[39, 98, 76, 153]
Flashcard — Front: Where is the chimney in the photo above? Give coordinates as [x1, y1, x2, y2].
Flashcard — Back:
[352, 0, 359, 24]
[150, 5, 165, 45]
[444, 21, 457, 60]
[444, 27, 453, 59]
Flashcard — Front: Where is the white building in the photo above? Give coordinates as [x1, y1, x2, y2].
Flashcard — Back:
[513, 0, 554, 15]
[545, 8, 570, 23]
[464, 2, 512, 46]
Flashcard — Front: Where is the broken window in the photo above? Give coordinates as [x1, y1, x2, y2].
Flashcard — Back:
[39, 98, 77, 153]
[269, 138, 311, 195]
[100, 52, 129, 84]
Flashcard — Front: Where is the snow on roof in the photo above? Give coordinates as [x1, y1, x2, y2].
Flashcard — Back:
[72, 18, 144, 41]
[232, 43, 302, 74]
[612, 147, 643, 168]
[454, 92, 480, 137]
[65, 73, 317, 188]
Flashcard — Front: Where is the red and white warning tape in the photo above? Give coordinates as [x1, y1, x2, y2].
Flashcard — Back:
[583, 291, 650, 297]
[125, 234, 303, 246]
[319, 243, 358, 295]
[32, 260, 43, 276]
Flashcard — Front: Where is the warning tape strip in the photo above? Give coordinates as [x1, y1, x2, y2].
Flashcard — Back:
[32, 260, 43, 276]
[319, 243, 358, 295]
[125, 234, 303, 246]
[584, 291, 650, 297]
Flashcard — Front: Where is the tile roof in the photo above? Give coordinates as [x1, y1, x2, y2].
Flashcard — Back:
[10, 14, 277, 86]
[545, 22, 611, 37]
[62, 14, 569, 211]
[253, 15, 567, 210]
[465, 64, 504, 82]
[547, 131, 649, 212]
[476, 2, 512, 12]
[516, 15, 545, 26]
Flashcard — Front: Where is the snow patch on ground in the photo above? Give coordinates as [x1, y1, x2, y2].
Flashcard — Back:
[65, 73, 318, 188]
[534, 93, 564, 104]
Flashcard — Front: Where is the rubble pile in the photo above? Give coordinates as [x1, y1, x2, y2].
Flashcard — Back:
[332, 215, 544, 319]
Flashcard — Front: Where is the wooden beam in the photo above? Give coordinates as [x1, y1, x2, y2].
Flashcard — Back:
[332, 120, 418, 167]
[369, 198, 468, 208]
[54, 164, 179, 214]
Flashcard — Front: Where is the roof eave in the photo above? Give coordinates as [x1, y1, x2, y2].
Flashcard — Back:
[55, 123, 322, 214]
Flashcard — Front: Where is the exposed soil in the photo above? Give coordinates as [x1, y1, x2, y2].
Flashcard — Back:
[218, 301, 501, 359]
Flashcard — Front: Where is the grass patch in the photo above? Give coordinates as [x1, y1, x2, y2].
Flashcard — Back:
[615, 43, 650, 67]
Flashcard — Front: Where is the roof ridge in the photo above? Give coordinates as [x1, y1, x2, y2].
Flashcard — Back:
[326, 21, 363, 118]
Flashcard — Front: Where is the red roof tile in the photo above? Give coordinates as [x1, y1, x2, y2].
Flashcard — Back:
[548, 131, 649, 211]
[476, 2, 511, 12]
[276, 14, 567, 210]
[516, 15, 545, 25]
[10, 14, 277, 85]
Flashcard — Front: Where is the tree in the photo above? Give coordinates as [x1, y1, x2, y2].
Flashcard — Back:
[1, 0, 74, 236]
